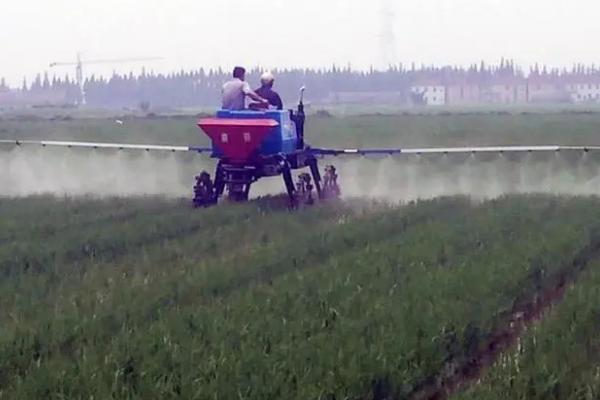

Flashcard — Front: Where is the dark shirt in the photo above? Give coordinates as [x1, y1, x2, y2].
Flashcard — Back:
[255, 86, 283, 110]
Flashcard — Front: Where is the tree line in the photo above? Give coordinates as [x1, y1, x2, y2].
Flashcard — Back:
[4, 61, 600, 108]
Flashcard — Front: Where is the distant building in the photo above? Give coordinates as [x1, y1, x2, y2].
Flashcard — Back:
[410, 84, 446, 106]
[487, 77, 528, 104]
[566, 77, 600, 103]
[445, 75, 528, 105]
[445, 83, 481, 105]
[527, 75, 570, 103]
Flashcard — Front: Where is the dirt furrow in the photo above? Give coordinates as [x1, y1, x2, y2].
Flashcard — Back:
[406, 235, 600, 400]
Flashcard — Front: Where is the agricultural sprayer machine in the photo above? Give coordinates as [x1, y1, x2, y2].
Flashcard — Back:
[191, 87, 341, 207]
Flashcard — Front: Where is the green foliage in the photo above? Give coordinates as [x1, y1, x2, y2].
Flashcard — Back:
[4, 112, 600, 150]
[456, 260, 600, 400]
[1, 195, 600, 399]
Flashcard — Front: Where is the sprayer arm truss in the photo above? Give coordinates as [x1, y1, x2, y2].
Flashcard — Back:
[0, 139, 212, 153]
[3, 140, 600, 157]
[311, 145, 600, 156]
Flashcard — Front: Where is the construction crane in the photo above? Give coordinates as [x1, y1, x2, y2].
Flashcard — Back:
[49, 53, 163, 105]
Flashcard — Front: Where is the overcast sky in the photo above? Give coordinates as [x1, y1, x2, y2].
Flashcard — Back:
[2, 0, 599, 86]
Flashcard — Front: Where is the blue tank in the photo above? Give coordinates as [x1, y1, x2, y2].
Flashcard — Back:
[214, 110, 298, 156]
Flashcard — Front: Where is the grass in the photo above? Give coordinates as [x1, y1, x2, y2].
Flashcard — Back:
[2, 195, 600, 398]
[455, 261, 600, 400]
[4, 110, 600, 150]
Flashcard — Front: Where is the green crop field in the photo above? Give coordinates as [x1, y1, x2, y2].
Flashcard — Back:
[3, 109, 600, 148]
[2, 195, 600, 399]
[2, 111, 600, 399]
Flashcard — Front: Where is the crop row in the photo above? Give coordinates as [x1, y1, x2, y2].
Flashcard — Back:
[0, 196, 186, 243]
[455, 262, 600, 400]
[0, 195, 371, 277]
[0, 197, 367, 327]
[0, 196, 468, 398]
[160, 197, 600, 400]
[0, 197, 472, 344]
[2, 196, 600, 399]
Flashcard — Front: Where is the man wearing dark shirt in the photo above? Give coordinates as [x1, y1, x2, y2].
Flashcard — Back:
[255, 72, 283, 110]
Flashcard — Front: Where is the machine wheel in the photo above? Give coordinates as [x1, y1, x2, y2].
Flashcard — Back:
[227, 183, 251, 202]
[295, 172, 315, 205]
[193, 171, 216, 208]
[322, 165, 341, 199]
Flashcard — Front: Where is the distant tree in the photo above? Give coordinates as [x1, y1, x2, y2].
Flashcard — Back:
[139, 100, 151, 113]
[11, 61, 593, 109]
[0, 78, 7, 92]
[21, 78, 28, 92]
[409, 89, 426, 106]
[42, 72, 51, 90]
[31, 74, 42, 92]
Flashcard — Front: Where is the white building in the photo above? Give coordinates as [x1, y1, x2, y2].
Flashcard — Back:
[566, 81, 600, 103]
[410, 85, 446, 106]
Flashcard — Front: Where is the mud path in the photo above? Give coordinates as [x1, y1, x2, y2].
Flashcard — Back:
[406, 236, 600, 400]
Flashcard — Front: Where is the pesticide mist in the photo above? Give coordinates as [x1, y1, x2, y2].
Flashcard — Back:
[337, 150, 600, 201]
[3, 147, 600, 202]
[0, 147, 213, 198]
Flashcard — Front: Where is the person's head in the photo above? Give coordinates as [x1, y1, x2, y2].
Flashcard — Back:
[260, 71, 275, 88]
[233, 66, 246, 81]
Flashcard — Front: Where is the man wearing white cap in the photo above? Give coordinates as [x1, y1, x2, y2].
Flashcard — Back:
[255, 72, 283, 110]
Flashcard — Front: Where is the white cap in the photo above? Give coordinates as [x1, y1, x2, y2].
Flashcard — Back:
[260, 71, 274, 84]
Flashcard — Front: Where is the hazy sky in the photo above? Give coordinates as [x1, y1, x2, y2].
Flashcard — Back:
[2, 0, 599, 86]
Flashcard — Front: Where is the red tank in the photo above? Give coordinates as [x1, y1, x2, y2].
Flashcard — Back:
[198, 118, 278, 162]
